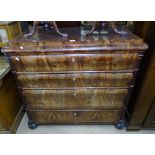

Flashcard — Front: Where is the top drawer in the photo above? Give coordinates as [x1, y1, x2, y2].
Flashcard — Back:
[10, 53, 139, 72]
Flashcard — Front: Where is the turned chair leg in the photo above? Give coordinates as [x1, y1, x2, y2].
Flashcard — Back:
[84, 21, 98, 36]
[51, 21, 68, 37]
[24, 21, 68, 38]
[84, 21, 127, 36]
[110, 21, 127, 36]
[24, 21, 40, 37]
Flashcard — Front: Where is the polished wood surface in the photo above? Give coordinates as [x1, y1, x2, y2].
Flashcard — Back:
[10, 53, 139, 72]
[3, 27, 147, 52]
[17, 72, 133, 88]
[2, 27, 147, 127]
[29, 110, 122, 124]
[22, 88, 128, 110]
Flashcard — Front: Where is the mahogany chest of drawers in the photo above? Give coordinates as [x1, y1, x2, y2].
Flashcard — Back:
[2, 27, 148, 129]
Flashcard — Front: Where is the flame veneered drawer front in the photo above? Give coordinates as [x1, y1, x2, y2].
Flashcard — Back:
[22, 89, 128, 109]
[29, 110, 122, 124]
[17, 72, 133, 88]
[10, 53, 139, 72]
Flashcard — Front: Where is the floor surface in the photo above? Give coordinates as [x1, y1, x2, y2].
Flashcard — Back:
[17, 114, 155, 134]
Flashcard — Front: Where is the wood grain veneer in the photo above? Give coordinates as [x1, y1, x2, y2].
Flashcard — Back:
[2, 27, 147, 129]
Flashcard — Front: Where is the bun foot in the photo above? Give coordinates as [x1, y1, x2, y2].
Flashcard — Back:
[28, 121, 38, 129]
[115, 120, 126, 130]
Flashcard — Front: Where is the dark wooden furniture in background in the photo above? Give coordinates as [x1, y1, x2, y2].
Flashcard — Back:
[0, 21, 22, 48]
[2, 27, 147, 129]
[27, 21, 81, 28]
[127, 22, 155, 130]
[0, 56, 24, 134]
[0, 21, 24, 133]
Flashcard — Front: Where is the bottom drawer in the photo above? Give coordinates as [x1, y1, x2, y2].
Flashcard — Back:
[29, 110, 122, 124]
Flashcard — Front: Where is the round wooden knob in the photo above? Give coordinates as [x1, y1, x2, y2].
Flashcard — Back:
[73, 92, 76, 96]
[73, 77, 76, 81]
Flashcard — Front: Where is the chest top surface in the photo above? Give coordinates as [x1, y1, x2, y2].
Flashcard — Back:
[2, 27, 148, 54]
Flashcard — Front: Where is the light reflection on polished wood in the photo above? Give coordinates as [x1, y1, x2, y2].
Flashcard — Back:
[10, 53, 139, 72]
[17, 72, 133, 88]
[2, 27, 148, 126]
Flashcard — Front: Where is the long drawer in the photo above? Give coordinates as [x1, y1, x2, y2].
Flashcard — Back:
[29, 110, 122, 124]
[17, 72, 133, 88]
[10, 53, 139, 72]
[22, 88, 128, 109]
